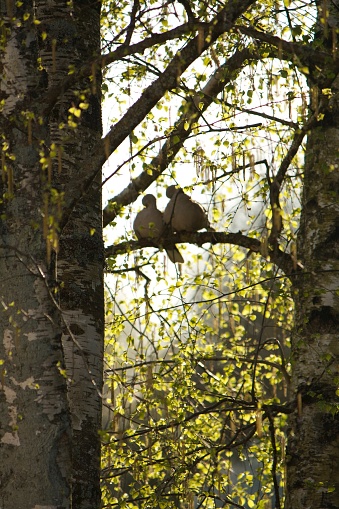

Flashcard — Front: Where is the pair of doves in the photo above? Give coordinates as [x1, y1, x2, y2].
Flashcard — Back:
[133, 185, 214, 263]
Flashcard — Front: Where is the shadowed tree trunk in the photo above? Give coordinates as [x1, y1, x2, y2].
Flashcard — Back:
[0, 2, 103, 508]
[286, 2, 339, 508]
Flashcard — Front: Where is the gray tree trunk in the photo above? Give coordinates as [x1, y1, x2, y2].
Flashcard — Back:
[0, 2, 103, 508]
[286, 3, 339, 507]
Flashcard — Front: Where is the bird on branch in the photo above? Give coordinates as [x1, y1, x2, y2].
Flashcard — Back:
[164, 185, 215, 233]
[133, 194, 184, 264]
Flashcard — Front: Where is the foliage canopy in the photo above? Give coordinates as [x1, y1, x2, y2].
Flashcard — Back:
[99, 1, 318, 507]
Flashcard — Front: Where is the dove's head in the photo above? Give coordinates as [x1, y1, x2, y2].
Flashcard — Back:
[142, 194, 156, 207]
[166, 185, 180, 198]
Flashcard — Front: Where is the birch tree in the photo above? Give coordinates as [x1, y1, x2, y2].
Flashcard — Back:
[0, 2, 103, 508]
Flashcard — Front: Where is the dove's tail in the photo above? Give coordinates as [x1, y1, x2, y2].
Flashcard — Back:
[166, 246, 184, 264]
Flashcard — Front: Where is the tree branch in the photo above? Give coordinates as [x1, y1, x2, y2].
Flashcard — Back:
[102, 46, 256, 227]
[41, 2, 262, 117]
[223, 100, 298, 128]
[268, 109, 321, 246]
[59, 0, 258, 233]
[102, 20, 332, 229]
[40, 21, 209, 116]
[235, 24, 335, 71]
[99, 0, 258, 172]
[105, 231, 302, 276]
[124, 0, 140, 46]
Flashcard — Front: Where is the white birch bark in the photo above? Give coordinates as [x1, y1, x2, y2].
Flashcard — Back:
[0, 3, 72, 508]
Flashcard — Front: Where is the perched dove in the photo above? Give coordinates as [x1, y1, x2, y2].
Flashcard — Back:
[164, 185, 215, 232]
[133, 194, 184, 264]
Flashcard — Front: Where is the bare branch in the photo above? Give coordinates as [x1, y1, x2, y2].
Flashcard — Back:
[124, 0, 140, 46]
[177, 0, 196, 22]
[223, 100, 299, 128]
[202, 159, 270, 184]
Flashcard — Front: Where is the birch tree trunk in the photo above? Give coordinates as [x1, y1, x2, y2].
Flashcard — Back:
[286, 3, 339, 507]
[0, 2, 103, 508]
